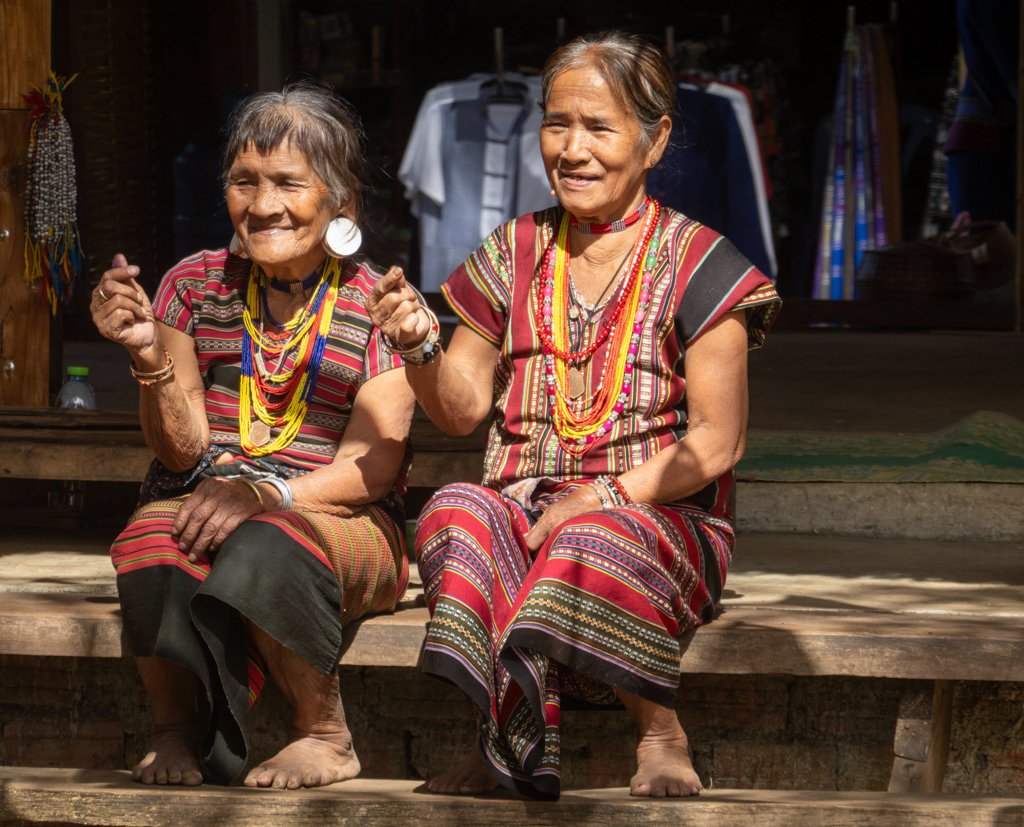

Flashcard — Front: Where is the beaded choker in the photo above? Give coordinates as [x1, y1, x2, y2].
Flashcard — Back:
[569, 196, 650, 235]
[268, 266, 323, 294]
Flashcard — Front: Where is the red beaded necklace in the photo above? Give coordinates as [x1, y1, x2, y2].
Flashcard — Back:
[534, 201, 659, 363]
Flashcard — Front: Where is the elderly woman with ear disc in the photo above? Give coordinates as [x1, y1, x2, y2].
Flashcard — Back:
[367, 32, 780, 800]
[91, 82, 415, 789]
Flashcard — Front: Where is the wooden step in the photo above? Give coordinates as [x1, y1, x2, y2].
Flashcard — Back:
[0, 769, 1021, 827]
[3, 530, 1023, 681]
[5, 407, 1022, 540]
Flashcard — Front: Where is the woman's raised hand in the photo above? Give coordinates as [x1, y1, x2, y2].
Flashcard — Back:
[91, 254, 157, 354]
[365, 267, 431, 346]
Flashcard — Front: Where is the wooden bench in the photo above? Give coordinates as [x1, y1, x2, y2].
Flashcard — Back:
[0, 407, 487, 489]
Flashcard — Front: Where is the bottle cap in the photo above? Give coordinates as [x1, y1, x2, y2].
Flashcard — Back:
[67, 366, 89, 377]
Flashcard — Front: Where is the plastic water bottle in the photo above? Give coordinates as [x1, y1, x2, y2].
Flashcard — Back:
[50, 367, 96, 511]
[56, 366, 96, 410]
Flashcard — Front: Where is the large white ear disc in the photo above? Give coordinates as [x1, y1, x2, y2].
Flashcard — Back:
[229, 233, 241, 253]
[323, 216, 362, 257]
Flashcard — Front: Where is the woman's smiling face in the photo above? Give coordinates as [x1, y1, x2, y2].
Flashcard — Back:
[540, 64, 653, 224]
[226, 140, 334, 277]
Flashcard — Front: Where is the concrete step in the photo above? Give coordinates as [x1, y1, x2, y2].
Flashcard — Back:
[0, 769, 1022, 827]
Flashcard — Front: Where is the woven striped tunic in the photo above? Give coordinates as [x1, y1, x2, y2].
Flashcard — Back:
[110, 250, 410, 785]
[417, 206, 780, 799]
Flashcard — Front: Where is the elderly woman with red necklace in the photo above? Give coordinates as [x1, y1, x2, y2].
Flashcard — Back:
[91, 83, 415, 790]
[367, 31, 781, 800]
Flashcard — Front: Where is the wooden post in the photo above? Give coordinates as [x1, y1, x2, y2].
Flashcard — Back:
[0, 0, 52, 407]
[1016, 0, 1024, 332]
[888, 680, 953, 793]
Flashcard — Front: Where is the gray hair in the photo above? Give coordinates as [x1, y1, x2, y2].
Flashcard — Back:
[542, 31, 675, 150]
[223, 81, 368, 221]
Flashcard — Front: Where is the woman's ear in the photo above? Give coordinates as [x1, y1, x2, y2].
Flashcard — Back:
[337, 195, 357, 224]
[647, 114, 673, 168]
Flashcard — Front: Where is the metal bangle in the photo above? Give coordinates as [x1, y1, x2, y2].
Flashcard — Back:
[262, 476, 293, 511]
[234, 477, 265, 511]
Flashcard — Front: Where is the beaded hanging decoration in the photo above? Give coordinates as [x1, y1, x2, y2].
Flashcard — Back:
[23, 73, 83, 316]
[238, 257, 342, 456]
[535, 200, 662, 455]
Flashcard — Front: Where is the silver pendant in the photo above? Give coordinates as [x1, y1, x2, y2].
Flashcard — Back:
[568, 305, 580, 320]
[250, 420, 272, 447]
[568, 367, 586, 400]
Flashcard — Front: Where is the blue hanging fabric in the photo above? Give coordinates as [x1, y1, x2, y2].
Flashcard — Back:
[815, 23, 897, 300]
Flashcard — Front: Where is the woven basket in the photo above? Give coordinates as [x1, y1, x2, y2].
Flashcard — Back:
[932, 221, 1016, 290]
[855, 241, 975, 302]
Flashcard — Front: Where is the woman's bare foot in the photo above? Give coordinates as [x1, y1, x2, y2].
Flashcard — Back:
[132, 723, 203, 786]
[243, 726, 361, 790]
[427, 749, 500, 795]
[614, 687, 703, 798]
[631, 727, 703, 798]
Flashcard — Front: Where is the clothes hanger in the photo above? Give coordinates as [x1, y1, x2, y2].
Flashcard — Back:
[480, 27, 528, 104]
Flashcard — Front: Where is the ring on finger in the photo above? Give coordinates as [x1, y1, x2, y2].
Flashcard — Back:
[98, 288, 109, 303]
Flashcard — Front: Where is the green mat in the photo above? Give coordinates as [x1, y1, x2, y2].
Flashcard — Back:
[738, 411, 1024, 483]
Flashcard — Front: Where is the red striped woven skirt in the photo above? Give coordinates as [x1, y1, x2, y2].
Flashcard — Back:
[111, 497, 408, 784]
[415, 482, 733, 800]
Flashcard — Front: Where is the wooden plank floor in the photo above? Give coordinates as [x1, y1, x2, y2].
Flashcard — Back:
[3, 530, 1023, 680]
[0, 769, 1022, 827]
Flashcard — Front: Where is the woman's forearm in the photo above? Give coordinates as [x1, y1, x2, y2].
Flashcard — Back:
[139, 380, 207, 472]
[134, 337, 208, 472]
[282, 460, 385, 517]
[402, 348, 492, 436]
[271, 368, 415, 516]
[617, 310, 749, 506]
[618, 422, 745, 506]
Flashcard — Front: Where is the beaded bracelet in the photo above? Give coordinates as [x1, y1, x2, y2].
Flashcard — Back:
[589, 482, 612, 509]
[385, 308, 443, 366]
[605, 475, 632, 505]
[596, 474, 632, 507]
[131, 348, 175, 386]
